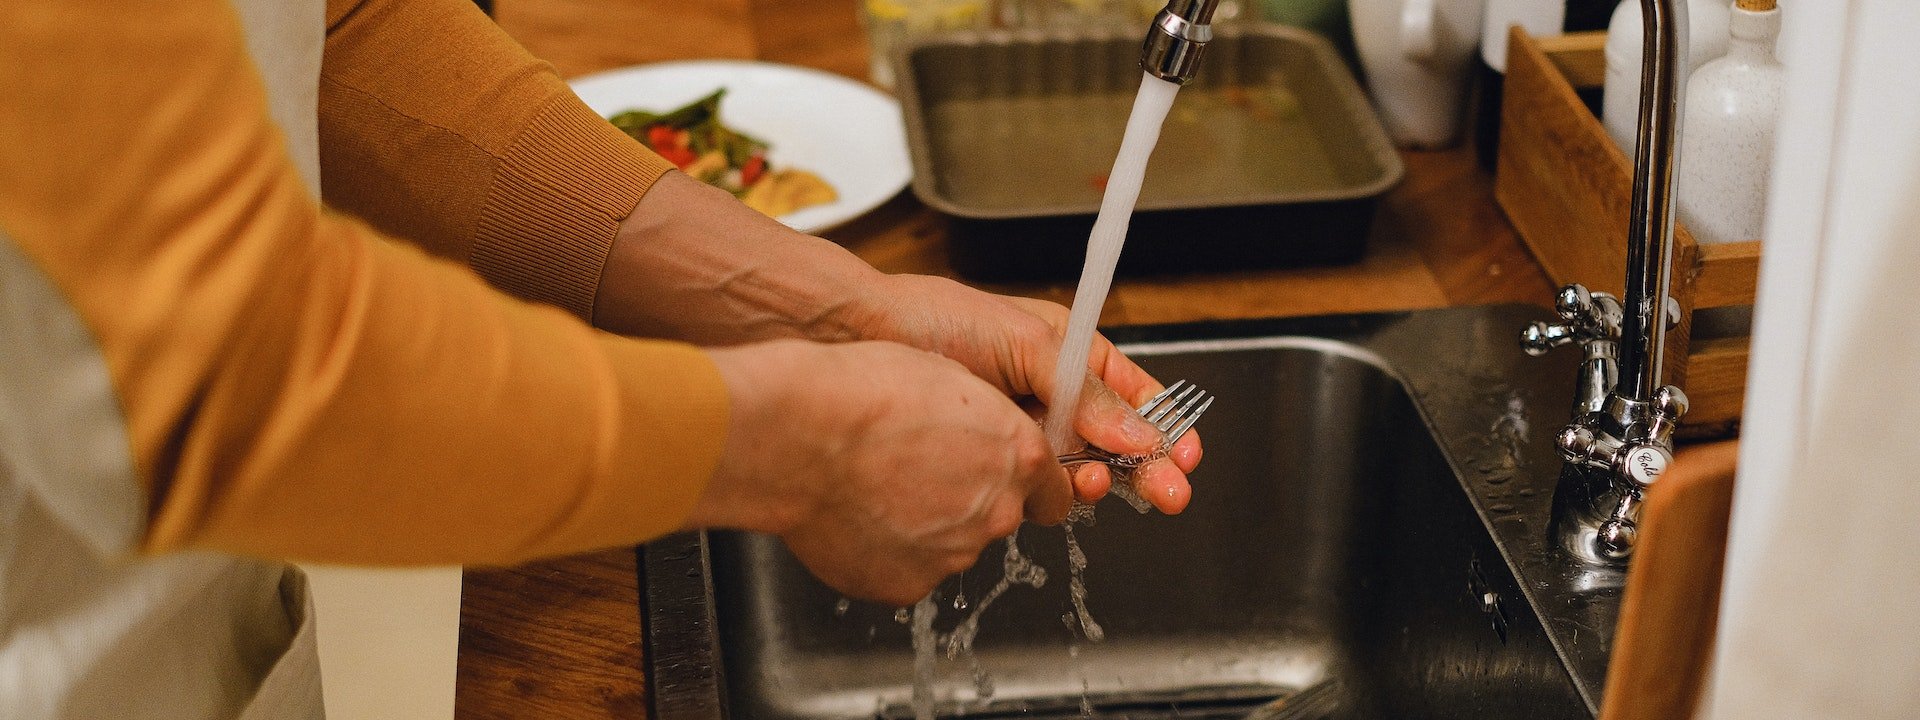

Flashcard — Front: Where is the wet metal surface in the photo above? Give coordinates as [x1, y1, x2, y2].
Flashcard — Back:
[642, 305, 1617, 719]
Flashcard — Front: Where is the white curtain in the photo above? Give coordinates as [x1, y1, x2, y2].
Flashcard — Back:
[1705, 0, 1920, 716]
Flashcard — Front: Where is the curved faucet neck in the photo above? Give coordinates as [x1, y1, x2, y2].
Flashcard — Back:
[1618, 0, 1689, 400]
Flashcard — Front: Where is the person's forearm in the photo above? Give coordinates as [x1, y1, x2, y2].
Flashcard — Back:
[593, 171, 894, 345]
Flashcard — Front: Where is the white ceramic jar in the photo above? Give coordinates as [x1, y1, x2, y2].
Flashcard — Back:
[1350, 0, 1488, 148]
[1675, 1, 1782, 244]
[1601, 0, 1730, 153]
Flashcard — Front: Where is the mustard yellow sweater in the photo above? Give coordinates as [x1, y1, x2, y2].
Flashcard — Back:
[0, 0, 728, 565]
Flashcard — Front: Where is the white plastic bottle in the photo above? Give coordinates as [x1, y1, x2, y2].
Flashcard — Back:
[1676, 0, 1782, 244]
[1601, 0, 1730, 153]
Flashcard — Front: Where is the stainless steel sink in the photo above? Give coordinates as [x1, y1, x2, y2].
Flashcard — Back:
[641, 305, 1622, 720]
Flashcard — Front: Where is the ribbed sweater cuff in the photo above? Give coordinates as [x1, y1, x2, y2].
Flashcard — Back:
[469, 93, 675, 320]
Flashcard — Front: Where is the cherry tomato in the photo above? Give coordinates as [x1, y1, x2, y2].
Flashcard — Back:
[645, 124, 677, 150]
[740, 155, 767, 186]
[656, 145, 697, 169]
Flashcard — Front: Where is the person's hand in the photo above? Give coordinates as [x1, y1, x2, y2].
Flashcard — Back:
[690, 339, 1072, 606]
[851, 275, 1202, 513]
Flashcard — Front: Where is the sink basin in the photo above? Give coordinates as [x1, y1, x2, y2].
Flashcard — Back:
[641, 306, 1622, 719]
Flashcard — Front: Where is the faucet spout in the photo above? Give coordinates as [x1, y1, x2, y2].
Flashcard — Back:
[1141, 0, 1221, 84]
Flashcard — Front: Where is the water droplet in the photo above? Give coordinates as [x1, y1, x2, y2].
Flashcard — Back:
[952, 593, 969, 611]
[1491, 503, 1516, 513]
[894, 608, 911, 624]
[1485, 473, 1512, 485]
[834, 598, 851, 618]
[1518, 488, 1537, 497]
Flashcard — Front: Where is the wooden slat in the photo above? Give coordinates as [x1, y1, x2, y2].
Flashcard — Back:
[1537, 31, 1608, 89]
[1600, 441, 1739, 720]
[1692, 240, 1763, 308]
[1682, 335, 1749, 430]
[1496, 26, 1636, 299]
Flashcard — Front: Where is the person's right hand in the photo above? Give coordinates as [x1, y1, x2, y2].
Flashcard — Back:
[689, 339, 1073, 606]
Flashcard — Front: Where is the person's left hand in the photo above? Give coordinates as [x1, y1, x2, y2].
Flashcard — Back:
[851, 274, 1202, 513]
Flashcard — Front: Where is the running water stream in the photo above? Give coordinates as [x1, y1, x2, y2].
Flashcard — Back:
[910, 596, 939, 720]
[908, 71, 1183, 720]
[1042, 73, 1183, 460]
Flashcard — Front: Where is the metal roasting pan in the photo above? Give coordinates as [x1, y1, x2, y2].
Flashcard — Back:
[892, 24, 1404, 281]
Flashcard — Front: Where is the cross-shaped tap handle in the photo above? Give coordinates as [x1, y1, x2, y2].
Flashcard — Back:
[1521, 284, 1623, 357]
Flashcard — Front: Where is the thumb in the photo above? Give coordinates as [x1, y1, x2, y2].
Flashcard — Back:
[1062, 371, 1165, 457]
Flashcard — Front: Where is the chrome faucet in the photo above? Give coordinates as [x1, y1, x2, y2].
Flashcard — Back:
[1141, 0, 1220, 84]
[1521, 0, 1691, 566]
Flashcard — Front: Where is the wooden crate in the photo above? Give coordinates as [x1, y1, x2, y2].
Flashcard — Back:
[1495, 28, 1756, 434]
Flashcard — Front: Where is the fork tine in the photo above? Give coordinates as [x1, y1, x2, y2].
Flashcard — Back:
[1145, 384, 1199, 424]
[1136, 380, 1186, 415]
[1164, 396, 1213, 444]
[1156, 389, 1208, 433]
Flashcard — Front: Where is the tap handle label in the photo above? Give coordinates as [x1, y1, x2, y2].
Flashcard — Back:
[1622, 445, 1669, 486]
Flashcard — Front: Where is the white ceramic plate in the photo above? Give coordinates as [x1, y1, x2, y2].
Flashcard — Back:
[570, 60, 910, 234]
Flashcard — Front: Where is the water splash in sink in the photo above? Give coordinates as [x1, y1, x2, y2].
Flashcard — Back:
[1063, 505, 1106, 642]
[944, 536, 1049, 660]
[1486, 388, 1531, 474]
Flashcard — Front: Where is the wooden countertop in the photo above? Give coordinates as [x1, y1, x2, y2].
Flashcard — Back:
[456, 2, 1556, 717]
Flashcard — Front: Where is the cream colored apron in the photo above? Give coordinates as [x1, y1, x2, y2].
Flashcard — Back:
[0, 1, 328, 717]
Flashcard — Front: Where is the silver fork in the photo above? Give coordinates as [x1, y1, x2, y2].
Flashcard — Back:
[1056, 380, 1213, 468]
